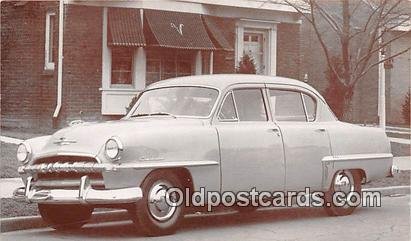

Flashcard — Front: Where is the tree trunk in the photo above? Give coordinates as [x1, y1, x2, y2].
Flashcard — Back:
[341, 86, 354, 122]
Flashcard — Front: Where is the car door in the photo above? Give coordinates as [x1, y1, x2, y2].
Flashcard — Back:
[215, 85, 285, 193]
[267, 87, 332, 191]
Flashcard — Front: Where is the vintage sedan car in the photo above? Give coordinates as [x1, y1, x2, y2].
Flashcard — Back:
[14, 74, 393, 236]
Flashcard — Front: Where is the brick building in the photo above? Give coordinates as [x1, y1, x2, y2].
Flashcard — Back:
[1, 0, 304, 129]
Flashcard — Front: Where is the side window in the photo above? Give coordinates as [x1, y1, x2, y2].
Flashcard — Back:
[233, 89, 267, 121]
[269, 89, 306, 121]
[218, 92, 237, 121]
[302, 93, 316, 121]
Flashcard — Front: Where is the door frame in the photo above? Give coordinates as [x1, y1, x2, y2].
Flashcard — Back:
[243, 29, 268, 75]
[235, 19, 278, 76]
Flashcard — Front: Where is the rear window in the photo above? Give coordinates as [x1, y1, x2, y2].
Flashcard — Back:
[269, 89, 306, 122]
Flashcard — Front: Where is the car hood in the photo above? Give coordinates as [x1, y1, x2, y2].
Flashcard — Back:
[40, 118, 206, 157]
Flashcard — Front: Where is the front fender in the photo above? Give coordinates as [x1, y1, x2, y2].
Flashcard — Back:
[101, 125, 221, 192]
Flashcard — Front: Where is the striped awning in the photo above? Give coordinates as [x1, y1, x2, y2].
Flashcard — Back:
[108, 8, 145, 47]
[144, 10, 216, 50]
[202, 15, 234, 51]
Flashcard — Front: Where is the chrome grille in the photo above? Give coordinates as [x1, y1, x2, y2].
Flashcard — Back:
[32, 156, 104, 189]
[34, 155, 97, 164]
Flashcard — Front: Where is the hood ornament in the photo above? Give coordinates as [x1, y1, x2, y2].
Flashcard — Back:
[54, 137, 77, 146]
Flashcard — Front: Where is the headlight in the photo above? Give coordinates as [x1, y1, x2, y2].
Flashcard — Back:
[17, 143, 31, 163]
[105, 137, 123, 160]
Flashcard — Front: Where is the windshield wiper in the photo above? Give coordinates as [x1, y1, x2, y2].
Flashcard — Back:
[130, 112, 177, 118]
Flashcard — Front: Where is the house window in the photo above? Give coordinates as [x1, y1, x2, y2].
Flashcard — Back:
[44, 12, 56, 70]
[146, 49, 193, 86]
[111, 47, 133, 86]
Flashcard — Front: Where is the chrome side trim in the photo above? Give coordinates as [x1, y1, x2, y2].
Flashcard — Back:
[13, 175, 142, 204]
[19, 160, 219, 174]
[115, 160, 219, 170]
[322, 153, 393, 163]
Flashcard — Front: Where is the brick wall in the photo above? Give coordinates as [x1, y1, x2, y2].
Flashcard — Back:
[277, 23, 301, 80]
[1, 3, 104, 129]
[59, 5, 103, 126]
[1, 1, 58, 129]
[211, 16, 236, 74]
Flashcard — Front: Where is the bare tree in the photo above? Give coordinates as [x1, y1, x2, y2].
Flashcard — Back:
[281, 0, 410, 119]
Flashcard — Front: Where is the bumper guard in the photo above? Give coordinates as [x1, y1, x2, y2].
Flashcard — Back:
[13, 175, 142, 204]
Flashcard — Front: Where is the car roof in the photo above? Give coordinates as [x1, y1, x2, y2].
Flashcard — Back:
[147, 74, 324, 101]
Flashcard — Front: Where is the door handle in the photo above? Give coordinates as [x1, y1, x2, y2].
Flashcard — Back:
[315, 128, 326, 132]
[268, 128, 281, 137]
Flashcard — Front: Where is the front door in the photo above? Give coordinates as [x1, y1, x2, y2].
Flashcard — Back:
[216, 86, 285, 193]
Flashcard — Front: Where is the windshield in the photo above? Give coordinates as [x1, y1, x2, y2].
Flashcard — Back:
[127, 86, 219, 118]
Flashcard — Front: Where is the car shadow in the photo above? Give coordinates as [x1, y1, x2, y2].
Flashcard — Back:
[35, 207, 368, 238]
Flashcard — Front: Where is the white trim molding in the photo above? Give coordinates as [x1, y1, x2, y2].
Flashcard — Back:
[101, 7, 143, 115]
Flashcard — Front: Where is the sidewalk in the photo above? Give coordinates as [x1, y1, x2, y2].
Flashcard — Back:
[1, 178, 23, 199]
[389, 137, 411, 145]
[0, 136, 23, 145]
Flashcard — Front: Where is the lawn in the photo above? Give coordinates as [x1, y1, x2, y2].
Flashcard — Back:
[0, 142, 19, 178]
[1, 198, 38, 218]
[391, 142, 411, 157]
[363, 170, 410, 188]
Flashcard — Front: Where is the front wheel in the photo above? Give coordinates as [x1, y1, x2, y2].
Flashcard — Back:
[132, 170, 185, 236]
[324, 170, 362, 216]
[38, 204, 93, 230]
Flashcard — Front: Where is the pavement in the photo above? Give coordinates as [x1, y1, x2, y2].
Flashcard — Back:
[1, 195, 409, 240]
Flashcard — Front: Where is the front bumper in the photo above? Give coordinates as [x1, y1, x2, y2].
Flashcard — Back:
[13, 175, 142, 204]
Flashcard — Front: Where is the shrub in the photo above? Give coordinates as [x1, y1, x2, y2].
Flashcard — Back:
[236, 54, 257, 74]
[126, 95, 139, 114]
[402, 90, 410, 125]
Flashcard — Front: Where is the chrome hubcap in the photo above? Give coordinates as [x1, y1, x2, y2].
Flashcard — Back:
[333, 171, 355, 207]
[148, 181, 177, 222]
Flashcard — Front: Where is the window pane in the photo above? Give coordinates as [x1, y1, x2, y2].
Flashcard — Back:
[48, 15, 55, 63]
[251, 35, 259, 42]
[219, 93, 237, 120]
[162, 60, 176, 80]
[177, 61, 191, 76]
[269, 89, 306, 122]
[111, 48, 132, 85]
[146, 59, 160, 85]
[303, 94, 316, 121]
[233, 89, 267, 121]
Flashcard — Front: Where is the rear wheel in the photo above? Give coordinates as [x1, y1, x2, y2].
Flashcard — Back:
[38, 204, 93, 230]
[324, 170, 362, 216]
[132, 170, 185, 236]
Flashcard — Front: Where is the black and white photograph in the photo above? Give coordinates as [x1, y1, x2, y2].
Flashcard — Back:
[0, 0, 410, 240]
